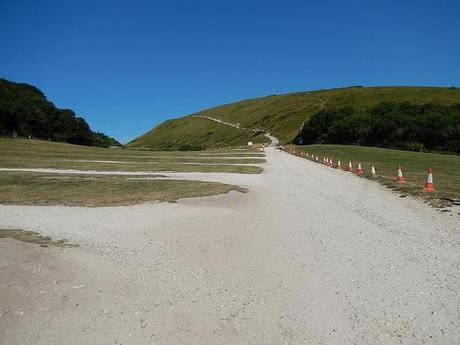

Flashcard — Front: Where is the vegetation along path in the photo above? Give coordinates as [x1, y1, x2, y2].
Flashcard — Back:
[0, 148, 459, 344]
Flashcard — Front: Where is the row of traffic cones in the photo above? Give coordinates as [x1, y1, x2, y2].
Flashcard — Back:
[282, 148, 436, 192]
[396, 165, 435, 191]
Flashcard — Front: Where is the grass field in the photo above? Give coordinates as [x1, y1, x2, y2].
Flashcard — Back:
[0, 138, 261, 206]
[0, 172, 244, 206]
[0, 138, 264, 174]
[287, 144, 460, 207]
[130, 86, 460, 149]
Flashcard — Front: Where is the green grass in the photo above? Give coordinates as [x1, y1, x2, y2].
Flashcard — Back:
[129, 86, 460, 149]
[129, 116, 269, 150]
[0, 137, 265, 158]
[0, 138, 264, 174]
[0, 172, 245, 206]
[288, 144, 460, 207]
[0, 229, 75, 247]
[0, 139, 260, 206]
[1, 161, 263, 174]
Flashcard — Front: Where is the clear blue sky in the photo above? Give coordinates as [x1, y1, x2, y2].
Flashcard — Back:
[1, 0, 459, 143]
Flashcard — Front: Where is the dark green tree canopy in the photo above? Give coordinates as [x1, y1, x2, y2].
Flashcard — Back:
[296, 101, 460, 154]
[0, 78, 122, 147]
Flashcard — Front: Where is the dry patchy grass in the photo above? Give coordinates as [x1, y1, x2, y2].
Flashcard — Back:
[0, 172, 245, 206]
[0, 229, 75, 247]
[0, 138, 264, 174]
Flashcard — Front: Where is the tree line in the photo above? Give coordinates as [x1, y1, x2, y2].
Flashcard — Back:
[0, 78, 121, 147]
[296, 101, 460, 154]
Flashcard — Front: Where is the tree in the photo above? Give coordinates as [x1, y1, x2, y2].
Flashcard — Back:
[296, 101, 460, 154]
[0, 78, 122, 147]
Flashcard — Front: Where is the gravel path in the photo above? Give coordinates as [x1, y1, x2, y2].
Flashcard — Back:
[1, 148, 459, 344]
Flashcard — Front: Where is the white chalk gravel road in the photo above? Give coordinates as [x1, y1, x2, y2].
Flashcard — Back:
[0, 148, 459, 345]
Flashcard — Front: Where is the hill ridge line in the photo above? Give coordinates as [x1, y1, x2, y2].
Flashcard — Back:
[129, 86, 460, 149]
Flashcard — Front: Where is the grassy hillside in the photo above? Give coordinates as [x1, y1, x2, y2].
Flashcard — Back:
[129, 116, 268, 150]
[130, 86, 460, 149]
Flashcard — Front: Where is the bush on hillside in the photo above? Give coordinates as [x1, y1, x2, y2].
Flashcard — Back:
[93, 132, 123, 148]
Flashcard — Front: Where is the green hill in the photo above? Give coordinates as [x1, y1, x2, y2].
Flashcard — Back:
[128, 115, 268, 150]
[129, 86, 460, 149]
[0, 78, 122, 147]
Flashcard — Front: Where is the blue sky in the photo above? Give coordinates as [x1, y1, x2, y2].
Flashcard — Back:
[1, 0, 459, 143]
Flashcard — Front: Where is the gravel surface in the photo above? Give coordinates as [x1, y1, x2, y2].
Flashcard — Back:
[1, 148, 459, 344]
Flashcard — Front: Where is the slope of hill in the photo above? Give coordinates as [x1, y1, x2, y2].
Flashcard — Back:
[129, 115, 268, 150]
[0, 78, 121, 147]
[130, 86, 460, 149]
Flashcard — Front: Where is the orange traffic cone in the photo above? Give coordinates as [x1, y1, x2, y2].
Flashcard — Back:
[336, 160, 342, 169]
[396, 164, 405, 183]
[357, 163, 364, 176]
[424, 168, 435, 192]
[371, 164, 377, 178]
[347, 161, 353, 172]
[329, 158, 334, 168]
